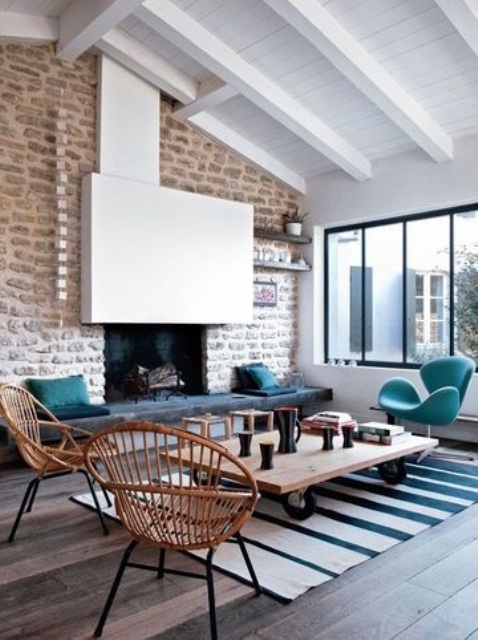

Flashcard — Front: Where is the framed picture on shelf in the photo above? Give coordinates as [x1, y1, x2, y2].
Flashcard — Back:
[253, 281, 277, 307]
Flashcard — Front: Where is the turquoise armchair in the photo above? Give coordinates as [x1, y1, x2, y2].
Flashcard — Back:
[378, 355, 475, 460]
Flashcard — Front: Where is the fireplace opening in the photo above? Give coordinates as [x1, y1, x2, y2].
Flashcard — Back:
[104, 324, 204, 401]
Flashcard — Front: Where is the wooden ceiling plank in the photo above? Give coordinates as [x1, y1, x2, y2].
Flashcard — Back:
[188, 112, 306, 194]
[435, 0, 478, 57]
[0, 12, 57, 42]
[174, 77, 238, 118]
[137, 0, 372, 181]
[56, 0, 145, 61]
[96, 29, 198, 104]
[264, 0, 453, 163]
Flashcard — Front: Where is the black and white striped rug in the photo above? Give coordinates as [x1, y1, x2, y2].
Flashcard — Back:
[72, 456, 478, 601]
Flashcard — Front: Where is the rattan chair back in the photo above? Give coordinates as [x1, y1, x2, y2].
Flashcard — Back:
[85, 421, 259, 550]
[0, 383, 109, 541]
[0, 383, 90, 476]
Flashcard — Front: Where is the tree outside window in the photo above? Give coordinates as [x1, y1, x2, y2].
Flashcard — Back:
[455, 246, 478, 360]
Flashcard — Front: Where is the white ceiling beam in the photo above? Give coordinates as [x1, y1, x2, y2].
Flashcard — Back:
[56, 0, 145, 61]
[137, 0, 372, 181]
[175, 77, 238, 118]
[265, 0, 453, 164]
[435, 0, 478, 57]
[0, 13, 57, 43]
[96, 29, 197, 104]
[189, 112, 306, 193]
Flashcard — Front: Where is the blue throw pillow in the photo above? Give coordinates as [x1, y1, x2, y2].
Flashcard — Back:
[247, 366, 279, 390]
[26, 375, 90, 409]
[237, 362, 264, 388]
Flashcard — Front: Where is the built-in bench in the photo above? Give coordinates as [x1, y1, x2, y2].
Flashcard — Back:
[68, 386, 333, 432]
[37, 404, 111, 422]
[0, 387, 333, 462]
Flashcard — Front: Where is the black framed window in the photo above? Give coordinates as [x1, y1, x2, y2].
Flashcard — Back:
[324, 204, 478, 368]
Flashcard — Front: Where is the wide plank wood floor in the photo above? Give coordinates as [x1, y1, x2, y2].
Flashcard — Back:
[2, 442, 478, 639]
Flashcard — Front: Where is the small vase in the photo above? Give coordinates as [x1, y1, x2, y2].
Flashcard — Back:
[285, 222, 302, 236]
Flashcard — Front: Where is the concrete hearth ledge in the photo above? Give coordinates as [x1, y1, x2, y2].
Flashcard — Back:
[0, 388, 332, 463]
[69, 387, 333, 433]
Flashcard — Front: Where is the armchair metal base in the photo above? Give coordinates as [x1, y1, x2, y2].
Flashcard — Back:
[417, 426, 475, 463]
[417, 448, 475, 463]
[7, 468, 109, 543]
[386, 413, 475, 463]
[94, 532, 261, 639]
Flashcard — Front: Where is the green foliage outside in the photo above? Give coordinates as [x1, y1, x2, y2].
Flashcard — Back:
[455, 246, 478, 361]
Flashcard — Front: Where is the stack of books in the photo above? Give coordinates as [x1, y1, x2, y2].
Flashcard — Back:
[302, 411, 358, 434]
[355, 422, 412, 445]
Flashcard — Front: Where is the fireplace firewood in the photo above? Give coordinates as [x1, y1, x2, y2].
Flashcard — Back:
[123, 363, 185, 402]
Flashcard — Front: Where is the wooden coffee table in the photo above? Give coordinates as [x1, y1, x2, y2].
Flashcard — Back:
[216, 430, 439, 520]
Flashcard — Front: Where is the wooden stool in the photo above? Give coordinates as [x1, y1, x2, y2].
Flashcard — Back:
[228, 409, 274, 432]
[181, 413, 232, 439]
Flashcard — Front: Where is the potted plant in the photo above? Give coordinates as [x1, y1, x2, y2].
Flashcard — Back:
[283, 207, 309, 236]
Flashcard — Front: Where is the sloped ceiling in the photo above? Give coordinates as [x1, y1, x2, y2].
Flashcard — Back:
[2, 0, 478, 193]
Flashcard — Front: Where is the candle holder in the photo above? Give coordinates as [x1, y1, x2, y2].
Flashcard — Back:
[259, 439, 274, 470]
[237, 430, 254, 457]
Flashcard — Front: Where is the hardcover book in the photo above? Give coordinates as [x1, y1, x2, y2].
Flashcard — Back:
[355, 431, 412, 445]
[357, 422, 404, 436]
[303, 411, 353, 425]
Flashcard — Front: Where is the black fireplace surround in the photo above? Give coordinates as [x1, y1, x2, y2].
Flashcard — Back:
[104, 324, 204, 401]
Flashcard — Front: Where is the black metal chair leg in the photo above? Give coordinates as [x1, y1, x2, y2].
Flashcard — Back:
[157, 548, 166, 579]
[8, 477, 40, 543]
[89, 460, 112, 508]
[25, 478, 40, 513]
[78, 469, 109, 536]
[94, 540, 138, 638]
[101, 486, 112, 509]
[235, 532, 262, 596]
[205, 548, 218, 640]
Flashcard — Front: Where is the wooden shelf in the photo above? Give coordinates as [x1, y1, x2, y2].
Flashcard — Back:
[254, 260, 311, 272]
[254, 227, 311, 244]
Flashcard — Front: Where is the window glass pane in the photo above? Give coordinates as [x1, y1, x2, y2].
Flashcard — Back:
[364, 224, 403, 362]
[416, 320, 424, 343]
[327, 229, 362, 361]
[326, 207, 478, 368]
[430, 275, 443, 297]
[430, 299, 438, 315]
[416, 275, 424, 296]
[407, 217, 450, 363]
[454, 210, 478, 363]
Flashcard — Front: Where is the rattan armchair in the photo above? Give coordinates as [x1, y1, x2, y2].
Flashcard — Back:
[0, 383, 109, 541]
[85, 421, 261, 640]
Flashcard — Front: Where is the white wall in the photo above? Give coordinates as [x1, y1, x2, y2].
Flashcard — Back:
[299, 135, 478, 434]
[88, 56, 254, 326]
[81, 173, 254, 324]
[306, 135, 478, 227]
[97, 55, 160, 184]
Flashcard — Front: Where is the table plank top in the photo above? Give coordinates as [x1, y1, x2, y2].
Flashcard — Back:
[217, 430, 439, 495]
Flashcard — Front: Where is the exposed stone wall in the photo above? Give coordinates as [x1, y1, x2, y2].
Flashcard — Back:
[0, 43, 300, 400]
[160, 97, 300, 391]
[0, 43, 105, 402]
